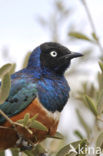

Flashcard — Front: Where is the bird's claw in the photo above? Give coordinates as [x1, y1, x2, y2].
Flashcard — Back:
[16, 135, 33, 151]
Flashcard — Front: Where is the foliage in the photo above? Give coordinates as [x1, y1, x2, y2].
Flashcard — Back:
[17, 113, 48, 132]
[0, 64, 15, 104]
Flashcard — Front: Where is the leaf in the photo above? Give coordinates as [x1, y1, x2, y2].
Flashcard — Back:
[10, 148, 19, 156]
[56, 139, 87, 156]
[97, 89, 103, 114]
[24, 144, 47, 156]
[22, 52, 31, 68]
[30, 113, 39, 121]
[30, 120, 48, 131]
[17, 114, 38, 125]
[47, 132, 64, 139]
[9, 64, 16, 74]
[17, 113, 47, 133]
[99, 61, 103, 72]
[0, 63, 15, 104]
[69, 32, 92, 42]
[97, 72, 103, 91]
[0, 151, 5, 156]
[17, 119, 24, 124]
[96, 132, 103, 151]
[24, 150, 34, 156]
[92, 32, 98, 41]
[85, 95, 98, 116]
[33, 144, 47, 155]
[0, 73, 11, 104]
[0, 63, 16, 78]
[76, 109, 91, 137]
[74, 130, 84, 139]
[56, 141, 79, 156]
[23, 113, 30, 126]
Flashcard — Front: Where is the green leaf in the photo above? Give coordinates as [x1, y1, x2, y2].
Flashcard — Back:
[17, 114, 47, 132]
[24, 144, 47, 156]
[33, 144, 47, 155]
[10, 148, 19, 156]
[17, 114, 38, 125]
[99, 61, 103, 72]
[23, 113, 30, 126]
[92, 32, 98, 41]
[69, 32, 92, 42]
[74, 130, 84, 139]
[85, 95, 98, 116]
[24, 150, 34, 156]
[47, 131, 64, 139]
[96, 132, 103, 151]
[30, 113, 39, 121]
[56, 141, 79, 156]
[17, 119, 24, 124]
[76, 109, 91, 137]
[56, 139, 87, 156]
[30, 120, 48, 131]
[0, 73, 11, 104]
[0, 151, 5, 156]
[97, 72, 103, 91]
[0, 63, 16, 78]
[97, 89, 103, 114]
[22, 52, 32, 68]
[9, 64, 16, 74]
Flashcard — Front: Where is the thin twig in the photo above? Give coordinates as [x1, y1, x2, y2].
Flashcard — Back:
[0, 109, 14, 125]
[0, 109, 32, 134]
[81, 0, 103, 53]
[0, 109, 35, 148]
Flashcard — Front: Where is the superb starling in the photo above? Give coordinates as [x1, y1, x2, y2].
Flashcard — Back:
[0, 42, 82, 150]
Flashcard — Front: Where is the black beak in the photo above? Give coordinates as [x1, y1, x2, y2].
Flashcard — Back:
[65, 52, 83, 60]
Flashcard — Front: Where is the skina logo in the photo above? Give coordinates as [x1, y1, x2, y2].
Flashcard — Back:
[68, 144, 102, 155]
[68, 144, 77, 154]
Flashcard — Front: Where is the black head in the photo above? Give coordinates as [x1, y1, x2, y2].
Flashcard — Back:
[40, 42, 83, 75]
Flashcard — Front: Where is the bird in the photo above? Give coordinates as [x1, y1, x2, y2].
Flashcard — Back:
[0, 42, 83, 150]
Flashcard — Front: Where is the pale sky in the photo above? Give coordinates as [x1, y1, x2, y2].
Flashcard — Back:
[0, 0, 103, 69]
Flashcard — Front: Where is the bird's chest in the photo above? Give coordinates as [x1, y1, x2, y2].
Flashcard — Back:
[37, 78, 70, 112]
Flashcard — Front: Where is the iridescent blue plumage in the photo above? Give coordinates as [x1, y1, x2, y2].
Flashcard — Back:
[0, 43, 72, 123]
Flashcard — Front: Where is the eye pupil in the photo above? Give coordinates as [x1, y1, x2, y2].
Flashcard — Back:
[50, 51, 57, 57]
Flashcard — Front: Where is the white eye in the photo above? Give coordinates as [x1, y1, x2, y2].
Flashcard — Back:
[50, 51, 58, 57]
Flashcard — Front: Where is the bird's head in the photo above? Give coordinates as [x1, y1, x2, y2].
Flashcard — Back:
[27, 42, 83, 75]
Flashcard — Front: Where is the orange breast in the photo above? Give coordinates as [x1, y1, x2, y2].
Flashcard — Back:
[1, 98, 59, 149]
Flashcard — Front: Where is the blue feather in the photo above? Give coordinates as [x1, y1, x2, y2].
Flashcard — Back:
[0, 46, 70, 123]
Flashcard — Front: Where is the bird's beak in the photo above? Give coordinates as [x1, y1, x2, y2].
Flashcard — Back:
[65, 52, 83, 60]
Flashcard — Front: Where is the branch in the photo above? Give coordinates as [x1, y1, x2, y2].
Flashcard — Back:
[0, 109, 14, 125]
[0, 109, 35, 149]
[0, 109, 33, 134]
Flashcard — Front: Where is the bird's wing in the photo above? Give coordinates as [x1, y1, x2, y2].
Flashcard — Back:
[0, 78, 37, 123]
